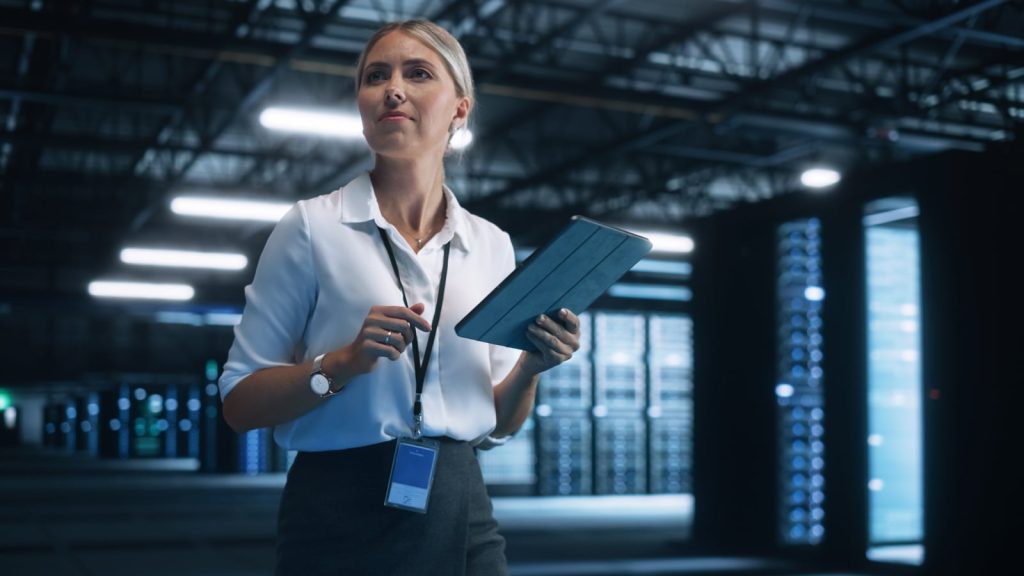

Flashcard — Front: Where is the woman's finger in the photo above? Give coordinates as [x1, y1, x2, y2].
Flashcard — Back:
[558, 308, 580, 334]
[529, 322, 574, 354]
[374, 326, 407, 351]
[535, 313, 580, 350]
[525, 331, 571, 366]
[527, 324, 573, 357]
[363, 339, 402, 361]
[372, 305, 431, 332]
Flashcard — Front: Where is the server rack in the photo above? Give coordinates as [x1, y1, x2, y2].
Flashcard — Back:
[535, 312, 593, 495]
[536, 413, 592, 495]
[116, 384, 131, 458]
[75, 392, 100, 456]
[483, 308, 695, 498]
[478, 416, 536, 490]
[182, 383, 202, 458]
[129, 385, 165, 457]
[238, 427, 273, 474]
[864, 201, 924, 557]
[43, 401, 74, 452]
[200, 366, 222, 471]
[776, 218, 827, 545]
[164, 385, 179, 458]
[648, 314, 694, 494]
[593, 312, 647, 495]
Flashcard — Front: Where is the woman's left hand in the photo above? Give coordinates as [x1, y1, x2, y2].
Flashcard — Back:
[521, 308, 581, 375]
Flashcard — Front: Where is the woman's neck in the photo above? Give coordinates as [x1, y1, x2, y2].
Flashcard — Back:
[370, 156, 446, 235]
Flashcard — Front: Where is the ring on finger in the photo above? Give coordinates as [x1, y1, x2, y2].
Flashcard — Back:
[384, 330, 393, 345]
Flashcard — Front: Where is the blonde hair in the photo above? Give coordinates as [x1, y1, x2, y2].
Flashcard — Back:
[355, 19, 475, 129]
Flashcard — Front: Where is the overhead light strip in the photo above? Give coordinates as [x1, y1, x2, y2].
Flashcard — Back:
[800, 167, 842, 189]
[170, 196, 292, 222]
[863, 206, 920, 227]
[630, 231, 695, 254]
[121, 248, 248, 271]
[259, 107, 363, 138]
[88, 281, 194, 301]
[630, 259, 692, 276]
[608, 283, 692, 302]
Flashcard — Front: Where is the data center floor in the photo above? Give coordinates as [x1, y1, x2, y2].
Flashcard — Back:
[1, 448, 891, 576]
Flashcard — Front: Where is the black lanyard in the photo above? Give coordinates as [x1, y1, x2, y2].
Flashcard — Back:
[377, 227, 451, 438]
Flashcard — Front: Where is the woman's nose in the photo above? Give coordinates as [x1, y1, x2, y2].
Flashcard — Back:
[384, 83, 405, 105]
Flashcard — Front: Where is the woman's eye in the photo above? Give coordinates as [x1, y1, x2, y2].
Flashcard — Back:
[365, 70, 386, 83]
[410, 68, 432, 80]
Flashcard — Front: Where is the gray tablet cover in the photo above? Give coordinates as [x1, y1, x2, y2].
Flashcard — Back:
[455, 216, 652, 351]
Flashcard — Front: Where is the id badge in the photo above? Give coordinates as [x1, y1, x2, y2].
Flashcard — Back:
[384, 437, 440, 513]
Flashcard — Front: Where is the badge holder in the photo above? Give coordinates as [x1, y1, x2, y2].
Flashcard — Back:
[378, 229, 451, 514]
[384, 436, 440, 513]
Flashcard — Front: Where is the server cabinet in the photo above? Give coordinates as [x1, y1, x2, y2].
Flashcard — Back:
[648, 314, 694, 494]
[536, 413, 592, 495]
[594, 312, 646, 495]
[594, 416, 646, 494]
[776, 218, 827, 545]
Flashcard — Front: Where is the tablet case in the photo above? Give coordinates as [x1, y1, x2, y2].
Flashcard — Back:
[455, 216, 653, 350]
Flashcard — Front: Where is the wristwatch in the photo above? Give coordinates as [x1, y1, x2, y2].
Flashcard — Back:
[309, 353, 339, 398]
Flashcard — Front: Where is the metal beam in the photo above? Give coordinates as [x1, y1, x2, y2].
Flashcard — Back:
[0, 132, 351, 166]
[756, 0, 1024, 50]
[126, 0, 356, 231]
[0, 86, 182, 114]
[465, 0, 1011, 212]
[475, 0, 626, 82]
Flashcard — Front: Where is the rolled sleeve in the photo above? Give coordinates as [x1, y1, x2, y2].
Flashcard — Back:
[475, 434, 510, 451]
[219, 203, 316, 399]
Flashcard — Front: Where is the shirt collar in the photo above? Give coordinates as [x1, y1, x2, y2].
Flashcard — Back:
[338, 172, 472, 252]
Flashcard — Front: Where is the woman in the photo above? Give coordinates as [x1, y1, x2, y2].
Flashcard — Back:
[218, 19, 580, 576]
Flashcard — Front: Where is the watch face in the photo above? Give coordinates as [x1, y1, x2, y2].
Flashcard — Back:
[310, 372, 330, 395]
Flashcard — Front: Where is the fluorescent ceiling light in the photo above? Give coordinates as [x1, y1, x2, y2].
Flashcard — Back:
[862, 205, 919, 227]
[170, 196, 291, 222]
[88, 281, 194, 301]
[450, 128, 474, 149]
[155, 310, 242, 326]
[635, 231, 695, 254]
[204, 312, 243, 326]
[800, 167, 841, 189]
[866, 545, 925, 566]
[121, 248, 248, 271]
[607, 283, 692, 301]
[156, 311, 204, 326]
[259, 106, 363, 138]
[630, 259, 692, 276]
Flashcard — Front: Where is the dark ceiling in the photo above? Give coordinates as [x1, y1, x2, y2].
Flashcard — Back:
[0, 0, 1021, 380]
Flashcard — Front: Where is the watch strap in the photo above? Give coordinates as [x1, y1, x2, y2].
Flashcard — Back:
[311, 353, 339, 398]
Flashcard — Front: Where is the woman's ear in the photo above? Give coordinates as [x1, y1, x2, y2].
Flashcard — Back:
[452, 96, 471, 129]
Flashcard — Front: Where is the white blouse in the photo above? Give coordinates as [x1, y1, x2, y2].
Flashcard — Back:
[219, 173, 520, 452]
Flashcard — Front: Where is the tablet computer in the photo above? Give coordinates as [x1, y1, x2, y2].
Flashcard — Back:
[455, 216, 652, 350]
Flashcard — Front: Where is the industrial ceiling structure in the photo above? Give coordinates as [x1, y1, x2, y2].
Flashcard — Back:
[1, 0, 1021, 379]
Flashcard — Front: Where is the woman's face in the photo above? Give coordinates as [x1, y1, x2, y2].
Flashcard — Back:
[357, 31, 469, 161]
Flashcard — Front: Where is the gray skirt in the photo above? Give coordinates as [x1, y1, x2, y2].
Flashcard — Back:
[276, 437, 507, 576]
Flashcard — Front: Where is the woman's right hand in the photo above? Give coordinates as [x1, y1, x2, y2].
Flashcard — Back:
[330, 303, 431, 377]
